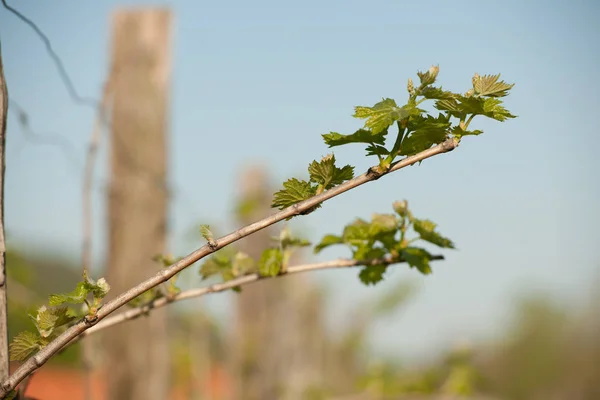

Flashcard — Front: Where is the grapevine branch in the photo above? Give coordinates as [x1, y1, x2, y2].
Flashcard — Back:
[82, 254, 444, 338]
[0, 137, 458, 395]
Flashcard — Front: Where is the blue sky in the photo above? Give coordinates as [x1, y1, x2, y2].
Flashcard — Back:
[1, 0, 599, 360]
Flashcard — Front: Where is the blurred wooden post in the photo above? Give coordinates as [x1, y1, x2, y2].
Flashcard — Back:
[229, 166, 325, 400]
[104, 8, 172, 400]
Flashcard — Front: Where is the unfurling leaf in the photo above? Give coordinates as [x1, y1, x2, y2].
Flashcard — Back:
[353, 98, 412, 134]
[258, 248, 283, 277]
[359, 265, 388, 285]
[472, 73, 514, 97]
[402, 247, 434, 274]
[200, 224, 214, 243]
[93, 278, 110, 300]
[9, 331, 41, 361]
[417, 65, 439, 87]
[413, 218, 455, 248]
[308, 154, 354, 189]
[271, 178, 316, 210]
[322, 129, 387, 147]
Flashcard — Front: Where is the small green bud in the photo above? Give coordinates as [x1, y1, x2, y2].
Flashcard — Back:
[407, 78, 415, 95]
[472, 73, 480, 93]
[392, 200, 408, 217]
[428, 65, 440, 80]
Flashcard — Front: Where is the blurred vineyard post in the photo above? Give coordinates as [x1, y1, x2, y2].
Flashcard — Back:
[103, 8, 172, 400]
[229, 165, 327, 400]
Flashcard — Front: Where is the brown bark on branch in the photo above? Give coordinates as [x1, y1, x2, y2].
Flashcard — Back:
[0, 137, 457, 396]
[0, 39, 10, 383]
[86, 255, 443, 337]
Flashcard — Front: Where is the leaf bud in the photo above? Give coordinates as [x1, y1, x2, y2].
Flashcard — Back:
[392, 200, 408, 217]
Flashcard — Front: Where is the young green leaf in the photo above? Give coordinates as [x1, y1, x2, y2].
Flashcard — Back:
[342, 218, 371, 243]
[436, 95, 515, 122]
[51, 306, 77, 328]
[472, 73, 514, 97]
[9, 331, 41, 361]
[365, 144, 390, 157]
[200, 224, 215, 243]
[308, 154, 354, 189]
[258, 248, 283, 277]
[400, 114, 450, 156]
[314, 234, 344, 253]
[199, 252, 234, 280]
[420, 86, 456, 100]
[402, 247, 434, 274]
[271, 178, 316, 210]
[322, 129, 387, 148]
[413, 219, 455, 248]
[481, 97, 516, 121]
[48, 282, 90, 306]
[353, 245, 387, 261]
[232, 251, 256, 276]
[368, 214, 398, 237]
[451, 125, 484, 138]
[31, 305, 75, 338]
[353, 98, 413, 134]
[358, 265, 388, 285]
[276, 226, 312, 250]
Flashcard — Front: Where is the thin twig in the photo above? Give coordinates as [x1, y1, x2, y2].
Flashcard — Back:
[0, 37, 10, 382]
[83, 254, 444, 337]
[0, 137, 458, 396]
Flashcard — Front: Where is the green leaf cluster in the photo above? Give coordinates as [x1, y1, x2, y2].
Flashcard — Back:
[199, 247, 255, 291]
[48, 271, 110, 312]
[314, 200, 454, 285]
[199, 227, 311, 287]
[271, 154, 354, 211]
[320, 66, 514, 171]
[10, 272, 111, 362]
